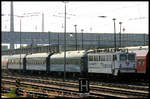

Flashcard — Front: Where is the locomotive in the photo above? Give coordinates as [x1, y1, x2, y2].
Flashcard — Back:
[2, 49, 137, 77]
[126, 46, 149, 74]
[129, 49, 149, 77]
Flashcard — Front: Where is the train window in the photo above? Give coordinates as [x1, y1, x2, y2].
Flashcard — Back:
[103, 55, 105, 61]
[39, 58, 42, 63]
[40, 60, 42, 64]
[141, 59, 144, 66]
[128, 54, 135, 60]
[32, 60, 34, 64]
[138, 59, 144, 66]
[137, 59, 140, 65]
[43, 60, 46, 64]
[88, 56, 93, 61]
[101, 55, 105, 61]
[43, 60, 45, 64]
[101, 55, 103, 61]
[99, 56, 101, 61]
[105, 55, 107, 61]
[75, 59, 79, 65]
[27, 60, 30, 64]
[107, 55, 109, 61]
[12, 59, 14, 64]
[19, 59, 21, 64]
[29, 60, 32, 64]
[119, 54, 126, 61]
[113, 55, 117, 61]
[69, 59, 80, 65]
[107, 55, 110, 61]
[9, 59, 11, 64]
[11, 59, 13, 64]
[94, 56, 98, 61]
[27, 59, 30, 64]
[34, 60, 36, 64]
[14, 59, 16, 64]
[106, 55, 109, 61]
[30, 60, 32, 64]
[104, 55, 106, 61]
[15, 59, 17, 64]
[109, 55, 111, 61]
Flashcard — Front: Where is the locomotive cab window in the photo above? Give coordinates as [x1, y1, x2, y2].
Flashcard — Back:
[128, 54, 135, 60]
[88, 56, 93, 61]
[137, 59, 144, 66]
[113, 55, 117, 61]
[119, 54, 127, 61]
[94, 56, 98, 61]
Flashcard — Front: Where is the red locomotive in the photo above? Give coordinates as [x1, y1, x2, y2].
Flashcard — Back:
[135, 50, 149, 74]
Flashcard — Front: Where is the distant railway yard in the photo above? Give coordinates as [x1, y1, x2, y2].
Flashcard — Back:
[1, 72, 149, 98]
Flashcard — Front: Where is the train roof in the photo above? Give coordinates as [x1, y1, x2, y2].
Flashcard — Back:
[8, 54, 26, 58]
[2, 55, 12, 60]
[129, 49, 148, 56]
[51, 50, 87, 59]
[26, 53, 49, 58]
[123, 46, 148, 51]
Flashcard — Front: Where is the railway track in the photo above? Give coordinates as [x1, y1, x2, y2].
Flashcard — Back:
[3, 71, 149, 86]
[2, 75, 149, 90]
[2, 75, 149, 98]
[2, 86, 80, 98]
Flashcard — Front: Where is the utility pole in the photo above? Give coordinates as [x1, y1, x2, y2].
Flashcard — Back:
[58, 33, 59, 52]
[10, 1, 14, 32]
[112, 18, 116, 52]
[42, 13, 44, 32]
[119, 22, 122, 48]
[98, 34, 100, 48]
[48, 31, 51, 52]
[81, 29, 84, 50]
[10, 1, 14, 49]
[19, 19, 21, 71]
[74, 24, 77, 50]
[64, 1, 67, 82]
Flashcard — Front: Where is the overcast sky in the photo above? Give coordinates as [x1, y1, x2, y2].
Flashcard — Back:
[2, 1, 148, 34]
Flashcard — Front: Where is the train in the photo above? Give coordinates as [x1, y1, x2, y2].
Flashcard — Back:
[2, 49, 137, 77]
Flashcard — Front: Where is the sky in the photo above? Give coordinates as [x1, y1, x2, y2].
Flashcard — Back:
[1, 1, 149, 34]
